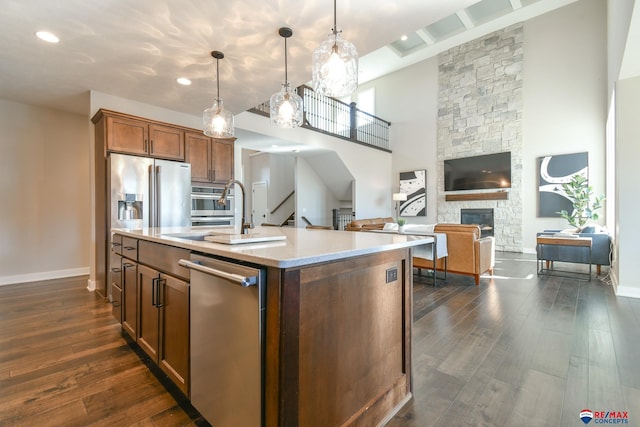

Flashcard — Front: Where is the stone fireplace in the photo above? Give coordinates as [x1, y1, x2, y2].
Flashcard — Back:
[461, 208, 494, 238]
[436, 24, 523, 252]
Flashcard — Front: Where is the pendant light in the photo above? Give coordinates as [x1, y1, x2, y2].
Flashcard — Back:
[312, 0, 358, 98]
[270, 27, 304, 128]
[203, 51, 234, 138]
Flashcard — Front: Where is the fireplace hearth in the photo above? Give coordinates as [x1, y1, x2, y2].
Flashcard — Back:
[461, 208, 494, 238]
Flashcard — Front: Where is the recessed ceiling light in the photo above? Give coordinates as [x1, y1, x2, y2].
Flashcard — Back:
[176, 77, 192, 86]
[35, 31, 59, 43]
[401, 34, 408, 41]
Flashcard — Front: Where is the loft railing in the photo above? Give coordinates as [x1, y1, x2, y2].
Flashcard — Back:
[249, 85, 391, 152]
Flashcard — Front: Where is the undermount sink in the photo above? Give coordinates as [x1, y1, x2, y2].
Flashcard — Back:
[161, 231, 229, 241]
[204, 234, 287, 245]
[161, 231, 286, 244]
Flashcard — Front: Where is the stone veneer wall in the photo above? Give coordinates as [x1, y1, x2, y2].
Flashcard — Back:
[437, 24, 523, 252]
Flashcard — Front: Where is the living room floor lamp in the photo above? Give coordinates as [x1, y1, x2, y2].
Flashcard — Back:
[393, 193, 407, 217]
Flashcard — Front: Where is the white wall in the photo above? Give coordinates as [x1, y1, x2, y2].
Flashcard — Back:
[521, 0, 607, 251]
[295, 157, 339, 227]
[355, 58, 439, 224]
[614, 75, 640, 298]
[0, 99, 90, 285]
[235, 112, 392, 219]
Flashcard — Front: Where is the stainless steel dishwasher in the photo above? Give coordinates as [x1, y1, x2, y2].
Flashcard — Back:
[179, 253, 265, 427]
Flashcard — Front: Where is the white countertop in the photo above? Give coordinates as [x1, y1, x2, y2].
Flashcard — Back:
[112, 226, 434, 268]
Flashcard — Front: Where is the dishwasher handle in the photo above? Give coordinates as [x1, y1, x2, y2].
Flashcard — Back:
[178, 259, 257, 287]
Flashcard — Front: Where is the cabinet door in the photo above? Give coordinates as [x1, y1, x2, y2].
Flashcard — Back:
[122, 260, 138, 338]
[106, 116, 148, 156]
[138, 264, 160, 361]
[211, 138, 234, 184]
[185, 132, 212, 183]
[110, 253, 123, 322]
[159, 274, 189, 394]
[149, 124, 185, 161]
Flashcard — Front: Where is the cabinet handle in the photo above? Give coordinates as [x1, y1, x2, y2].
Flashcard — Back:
[212, 169, 216, 181]
[156, 278, 165, 308]
[123, 262, 134, 268]
[112, 267, 122, 273]
[150, 139, 154, 153]
[112, 242, 122, 247]
[151, 277, 157, 307]
[124, 246, 135, 251]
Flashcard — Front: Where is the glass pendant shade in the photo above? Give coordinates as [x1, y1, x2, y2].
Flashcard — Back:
[270, 82, 303, 128]
[312, 30, 358, 97]
[202, 51, 234, 138]
[270, 27, 303, 129]
[203, 98, 234, 137]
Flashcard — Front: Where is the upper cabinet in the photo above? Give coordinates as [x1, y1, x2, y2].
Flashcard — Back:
[93, 110, 185, 161]
[185, 131, 235, 185]
[93, 109, 235, 184]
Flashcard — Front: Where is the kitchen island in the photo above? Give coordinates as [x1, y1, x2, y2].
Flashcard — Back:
[111, 226, 432, 427]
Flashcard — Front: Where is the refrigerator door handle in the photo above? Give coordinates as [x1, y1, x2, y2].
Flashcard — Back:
[148, 164, 155, 228]
[155, 165, 160, 227]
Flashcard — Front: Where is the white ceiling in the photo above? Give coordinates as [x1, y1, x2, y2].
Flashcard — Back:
[0, 0, 578, 118]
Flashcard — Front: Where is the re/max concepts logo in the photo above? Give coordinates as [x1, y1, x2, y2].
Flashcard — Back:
[580, 409, 629, 424]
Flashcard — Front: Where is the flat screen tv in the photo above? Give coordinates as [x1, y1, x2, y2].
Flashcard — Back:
[444, 152, 511, 191]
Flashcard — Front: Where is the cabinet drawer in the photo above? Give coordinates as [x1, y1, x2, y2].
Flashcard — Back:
[122, 237, 139, 260]
[138, 240, 190, 281]
[111, 253, 122, 288]
[112, 234, 123, 255]
[111, 283, 122, 323]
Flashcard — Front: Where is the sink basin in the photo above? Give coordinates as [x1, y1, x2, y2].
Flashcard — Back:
[204, 234, 287, 245]
[161, 231, 229, 241]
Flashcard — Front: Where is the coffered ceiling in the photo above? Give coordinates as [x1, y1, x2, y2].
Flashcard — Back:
[0, 0, 578, 117]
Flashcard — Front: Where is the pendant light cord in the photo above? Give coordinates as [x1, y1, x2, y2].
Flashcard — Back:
[333, 0, 337, 35]
[216, 58, 220, 99]
[284, 36, 288, 83]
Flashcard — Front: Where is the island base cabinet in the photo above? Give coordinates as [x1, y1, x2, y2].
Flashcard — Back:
[138, 265, 160, 359]
[137, 264, 189, 395]
[266, 249, 412, 427]
[122, 261, 138, 339]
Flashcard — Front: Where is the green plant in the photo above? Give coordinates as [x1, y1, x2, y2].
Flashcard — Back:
[396, 218, 406, 226]
[557, 174, 605, 228]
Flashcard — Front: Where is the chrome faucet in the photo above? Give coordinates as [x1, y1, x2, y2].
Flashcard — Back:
[219, 179, 252, 234]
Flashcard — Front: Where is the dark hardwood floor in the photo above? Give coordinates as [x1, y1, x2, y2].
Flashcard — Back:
[1, 252, 639, 426]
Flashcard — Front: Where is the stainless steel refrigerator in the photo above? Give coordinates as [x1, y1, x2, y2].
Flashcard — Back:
[108, 153, 191, 230]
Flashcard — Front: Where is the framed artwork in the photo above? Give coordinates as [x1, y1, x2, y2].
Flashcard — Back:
[538, 152, 588, 217]
[399, 170, 426, 217]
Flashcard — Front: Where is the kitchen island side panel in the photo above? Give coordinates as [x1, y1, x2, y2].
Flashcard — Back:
[269, 248, 412, 427]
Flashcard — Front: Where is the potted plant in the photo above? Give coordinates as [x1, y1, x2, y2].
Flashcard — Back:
[396, 217, 406, 232]
[557, 174, 605, 229]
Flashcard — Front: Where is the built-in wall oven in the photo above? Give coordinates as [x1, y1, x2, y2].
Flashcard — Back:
[191, 186, 234, 227]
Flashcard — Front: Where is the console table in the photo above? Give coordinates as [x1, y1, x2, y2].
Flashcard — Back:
[536, 235, 592, 281]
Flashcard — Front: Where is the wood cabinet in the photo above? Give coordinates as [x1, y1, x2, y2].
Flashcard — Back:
[137, 264, 190, 394]
[122, 259, 138, 338]
[186, 131, 235, 184]
[110, 252, 123, 323]
[95, 110, 185, 161]
[136, 238, 190, 394]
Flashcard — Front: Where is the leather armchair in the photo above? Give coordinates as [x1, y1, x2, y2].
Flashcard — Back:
[414, 224, 495, 285]
[345, 217, 395, 232]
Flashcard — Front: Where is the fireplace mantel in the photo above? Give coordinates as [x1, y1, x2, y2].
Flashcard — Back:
[445, 192, 509, 202]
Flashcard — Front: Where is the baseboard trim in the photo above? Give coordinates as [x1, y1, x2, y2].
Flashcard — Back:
[0, 267, 90, 286]
[615, 285, 640, 299]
